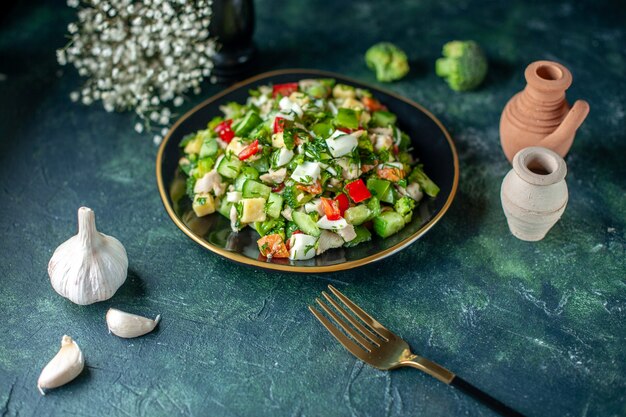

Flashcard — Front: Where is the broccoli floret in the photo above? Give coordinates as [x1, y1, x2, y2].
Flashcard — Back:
[435, 40, 488, 91]
[185, 176, 196, 199]
[394, 196, 415, 216]
[408, 164, 440, 197]
[365, 42, 410, 82]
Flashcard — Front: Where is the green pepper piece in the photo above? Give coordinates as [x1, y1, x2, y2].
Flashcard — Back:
[335, 108, 359, 130]
[371, 111, 397, 127]
[366, 178, 393, 203]
[311, 122, 334, 139]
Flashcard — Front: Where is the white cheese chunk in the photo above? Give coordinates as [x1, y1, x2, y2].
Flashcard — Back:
[226, 191, 242, 203]
[316, 215, 348, 231]
[291, 161, 321, 184]
[288, 233, 318, 260]
[275, 147, 294, 167]
[304, 198, 324, 216]
[326, 131, 358, 158]
[278, 96, 303, 118]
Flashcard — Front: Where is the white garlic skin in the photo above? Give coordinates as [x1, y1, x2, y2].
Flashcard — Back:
[38, 335, 85, 395]
[48, 207, 128, 305]
[106, 308, 161, 338]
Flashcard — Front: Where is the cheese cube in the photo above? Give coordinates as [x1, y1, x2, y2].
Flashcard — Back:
[192, 193, 216, 217]
[272, 132, 285, 148]
[240, 198, 267, 223]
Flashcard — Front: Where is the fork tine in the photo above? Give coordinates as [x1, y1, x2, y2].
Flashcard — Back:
[321, 291, 381, 346]
[315, 298, 374, 351]
[308, 305, 370, 362]
[328, 285, 393, 340]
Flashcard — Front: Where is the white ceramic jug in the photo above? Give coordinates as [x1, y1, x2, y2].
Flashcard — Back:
[501, 146, 568, 241]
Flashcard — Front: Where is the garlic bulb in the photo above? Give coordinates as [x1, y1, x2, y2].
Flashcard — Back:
[38, 335, 84, 395]
[106, 308, 161, 338]
[48, 207, 128, 305]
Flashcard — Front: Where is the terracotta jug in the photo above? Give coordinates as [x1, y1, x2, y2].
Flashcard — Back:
[501, 147, 568, 241]
[500, 60, 589, 162]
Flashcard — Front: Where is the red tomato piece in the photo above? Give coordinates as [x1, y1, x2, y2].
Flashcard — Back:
[362, 96, 386, 112]
[321, 197, 341, 221]
[238, 139, 260, 161]
[272, 182, 285, 193]
[214, 119, 235, 143]
[272, 82, 299, 98]
[273, 116, 286, 133]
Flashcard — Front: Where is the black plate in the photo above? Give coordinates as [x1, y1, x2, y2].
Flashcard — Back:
[157, 69, 459, 272]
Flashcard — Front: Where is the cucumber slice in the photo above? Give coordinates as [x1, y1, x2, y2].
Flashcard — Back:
[242, 180, 271, 199]
[234, 166, 260, 191]
[199, 138, 218, 158]
[344, 205, 371, 226]
[266, 192, 283, 219]
[216, 154, 242, 179]
[233, 111, 263, 137]
[292, 211, 321, 237]
[373, 211, 405, 238]
[217, 198, 233, 218]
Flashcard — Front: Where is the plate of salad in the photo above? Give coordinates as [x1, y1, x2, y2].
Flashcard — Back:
[157, 69, 458, 272]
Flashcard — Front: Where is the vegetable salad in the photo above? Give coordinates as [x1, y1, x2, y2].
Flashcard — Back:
[178, 78, 439, 261]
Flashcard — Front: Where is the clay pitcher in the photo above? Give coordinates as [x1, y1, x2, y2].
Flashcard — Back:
[501, 146, 568, 241]
[500, 60, 590, 162]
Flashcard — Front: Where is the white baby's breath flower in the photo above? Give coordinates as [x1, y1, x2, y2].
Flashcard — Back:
[57, 0, 216, 139]
[134, 122, 144, 133]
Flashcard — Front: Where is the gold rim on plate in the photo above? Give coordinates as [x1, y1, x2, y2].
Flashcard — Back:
[156, 69, 459, 273]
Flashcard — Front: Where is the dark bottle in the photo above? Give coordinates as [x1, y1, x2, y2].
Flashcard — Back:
[209, 0, 256, 83]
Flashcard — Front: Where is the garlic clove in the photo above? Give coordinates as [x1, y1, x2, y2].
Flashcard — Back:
[38, 335, 85, 395]
[48, 207, 128, 305]
[106, 308, 161, 338]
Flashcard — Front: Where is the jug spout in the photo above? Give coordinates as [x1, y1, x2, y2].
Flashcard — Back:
[540, 100, 590, 156]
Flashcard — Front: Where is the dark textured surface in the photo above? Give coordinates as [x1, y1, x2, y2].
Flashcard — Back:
[0, 1, 625, 416]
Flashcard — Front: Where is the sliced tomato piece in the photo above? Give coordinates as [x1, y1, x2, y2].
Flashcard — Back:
[238, 139, 260, 161]
[321, 197, 341, 221]
[272, 82, 299, 98]
[273, 116, 286, 133]
[214, 119, 235, 143]
[362, 96, 386, 112]
[272, 182, 285, 193]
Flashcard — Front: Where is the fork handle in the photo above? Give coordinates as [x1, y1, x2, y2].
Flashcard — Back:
[450, 376, 525, 417]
